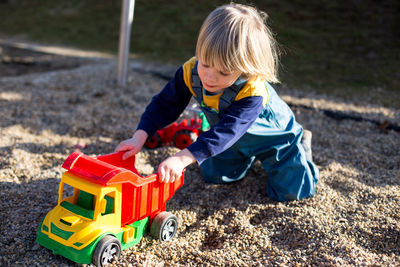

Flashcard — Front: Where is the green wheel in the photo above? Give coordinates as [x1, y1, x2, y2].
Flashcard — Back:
[150, 212, 178, 241]
[92, 235, 121, 267]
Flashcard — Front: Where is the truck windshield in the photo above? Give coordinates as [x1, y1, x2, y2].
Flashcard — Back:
[60, 183, 96, 220]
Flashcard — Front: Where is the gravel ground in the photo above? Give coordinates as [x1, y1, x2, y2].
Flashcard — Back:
[0, 53, 399, 266]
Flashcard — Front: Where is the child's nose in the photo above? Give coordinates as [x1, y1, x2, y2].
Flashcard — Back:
[205, 71, 217, 82]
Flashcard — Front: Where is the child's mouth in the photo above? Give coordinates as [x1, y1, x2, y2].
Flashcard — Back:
[203, 82, 215, 89]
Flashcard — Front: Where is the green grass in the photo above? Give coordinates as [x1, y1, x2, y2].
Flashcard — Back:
[0, 0, 399, 108]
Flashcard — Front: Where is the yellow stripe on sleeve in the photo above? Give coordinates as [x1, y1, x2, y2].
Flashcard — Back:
[235, 77, 269, 106]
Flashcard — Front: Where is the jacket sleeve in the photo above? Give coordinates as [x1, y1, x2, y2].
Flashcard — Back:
[187, 96, 264, 165]
[136, 66, 192, 136]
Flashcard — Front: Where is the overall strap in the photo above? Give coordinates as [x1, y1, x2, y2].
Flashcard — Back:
[191, 62, 203, 103]
[218, 78, 247, 112]
[191, 62, 220, 126]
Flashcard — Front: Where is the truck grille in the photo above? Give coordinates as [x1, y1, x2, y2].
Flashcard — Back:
[51, 223, 74, 240]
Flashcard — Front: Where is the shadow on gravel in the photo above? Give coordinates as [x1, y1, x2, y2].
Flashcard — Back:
[355, 226, 400, 256]
[2, 142, 71, 155]
[0, 179, 80, 266]
[0, 44, 94, 77]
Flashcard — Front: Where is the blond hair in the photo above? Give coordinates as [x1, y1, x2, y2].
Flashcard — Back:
[196, 3, 280, 82]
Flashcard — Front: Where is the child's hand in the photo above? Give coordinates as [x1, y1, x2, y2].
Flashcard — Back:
[158, 149, 196, 183]
[158, 156, 185, 183]
[115, 130, 148, 160]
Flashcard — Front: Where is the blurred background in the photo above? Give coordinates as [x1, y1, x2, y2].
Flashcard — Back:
[0, 0, 399, 107]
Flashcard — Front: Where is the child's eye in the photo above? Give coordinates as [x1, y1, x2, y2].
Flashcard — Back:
[219, 71, 230, 76]
[202, 63, 210, 68]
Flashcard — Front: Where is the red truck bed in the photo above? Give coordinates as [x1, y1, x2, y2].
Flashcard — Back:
[62, 152, 184, 225]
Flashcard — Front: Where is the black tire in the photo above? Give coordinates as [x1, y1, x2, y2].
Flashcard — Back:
[92, 235, 121, 267]
[150, 212, 178, 241]
[145, 133, 162, 149]
[173, 130, 197, 149]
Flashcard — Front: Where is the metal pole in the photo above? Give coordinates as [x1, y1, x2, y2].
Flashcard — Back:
[117, 0, 135, 86]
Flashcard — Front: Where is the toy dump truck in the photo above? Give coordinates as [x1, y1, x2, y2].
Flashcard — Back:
[36, 152, 184, 266]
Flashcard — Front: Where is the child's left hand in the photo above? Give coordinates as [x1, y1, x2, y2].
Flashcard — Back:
[158, 148, 196, 183]
[158, 156, 185, 183]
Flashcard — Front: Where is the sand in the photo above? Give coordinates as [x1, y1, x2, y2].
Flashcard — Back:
[0, 55, 399, 266]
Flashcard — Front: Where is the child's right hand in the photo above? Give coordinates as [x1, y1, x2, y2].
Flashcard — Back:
[115, 130, 148, 160]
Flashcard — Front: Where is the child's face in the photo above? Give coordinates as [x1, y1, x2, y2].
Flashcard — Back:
[197, 60, 241, 93]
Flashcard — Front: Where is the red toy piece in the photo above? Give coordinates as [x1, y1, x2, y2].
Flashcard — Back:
[145, 117, 203, 150]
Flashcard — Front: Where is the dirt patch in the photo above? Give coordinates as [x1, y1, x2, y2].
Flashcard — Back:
[0, 52, 399, 266]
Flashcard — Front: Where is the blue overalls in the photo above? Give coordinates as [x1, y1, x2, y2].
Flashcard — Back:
[191, 65, 319, 202]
